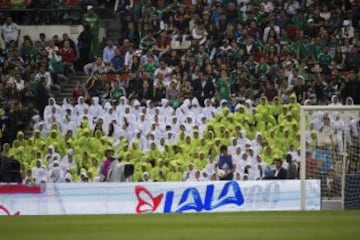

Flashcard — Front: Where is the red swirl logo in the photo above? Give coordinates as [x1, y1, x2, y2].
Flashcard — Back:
[135, 186, 163, 214]
[0, 205, 20, 216]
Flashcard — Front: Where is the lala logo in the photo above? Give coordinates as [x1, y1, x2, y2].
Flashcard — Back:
[0, 205, 20, 216]
[135, 181, 244, 214]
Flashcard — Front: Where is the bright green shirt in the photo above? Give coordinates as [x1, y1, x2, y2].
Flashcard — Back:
[217, 77, 232, 100]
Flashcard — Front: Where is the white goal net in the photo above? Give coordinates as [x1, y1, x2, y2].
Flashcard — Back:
[300, 105, 360, 210]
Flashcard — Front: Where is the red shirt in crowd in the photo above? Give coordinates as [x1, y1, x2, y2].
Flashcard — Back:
[59, 47, 75, 64]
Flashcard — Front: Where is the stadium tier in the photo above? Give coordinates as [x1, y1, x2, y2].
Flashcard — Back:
[0, 1, 359, 186]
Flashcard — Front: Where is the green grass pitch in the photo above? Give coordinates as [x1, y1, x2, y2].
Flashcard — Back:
[1, 211, 360, 240]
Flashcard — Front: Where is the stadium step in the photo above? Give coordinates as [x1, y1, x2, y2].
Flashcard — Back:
[54, 72, 87, 104]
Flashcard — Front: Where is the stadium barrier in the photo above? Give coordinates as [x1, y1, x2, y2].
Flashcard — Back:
[0, 180, 320, 216]
[0, 25, 106, 47]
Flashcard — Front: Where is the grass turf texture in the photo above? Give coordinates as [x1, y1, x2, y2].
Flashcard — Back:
[1, 211, 360, 240]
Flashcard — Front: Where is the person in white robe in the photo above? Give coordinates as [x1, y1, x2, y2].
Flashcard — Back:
[201, 99, 216, 119]
[61, 149, 78, 173]
[43, 97, 61, 120]
[48, 161, 64, 183]
[45, 106, 61, 131]
[61, 98, 74, 116]
[142, 172, 153, 182]
[32, 159, 48, 184]
[183, 163, 197, 181]
[228, 137, 239, 155]
[61, 109, 77, 135]
[89, 97, 103, 122]
[237, 130, 249, 149]
[251, 132, 264, 156]
[73, 96, 89, 117]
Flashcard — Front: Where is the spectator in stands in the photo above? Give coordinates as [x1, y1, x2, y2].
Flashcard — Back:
[81, 5, 100, 56]
[315, 114, 335, 174]
[77, 24, 93, 69]
[72, 81, 85, 103]
[59, 40, 76, 76]
[285, 153, 297, 179]
[165, 80, 180, 107]
[110, 81, 126, 103]
[1, 17, 20, 49]
[273, 158, 287, 180]
[102, 39, 116, 65]
[59, 33, 77, 56]
[35, 65, 52, 90]
[84, 56, 106, 76]
[85, 71, 107, 99]
[111, 48, 124, 72]
[217, 145, 235, 181]
[38, 33, 48, 49]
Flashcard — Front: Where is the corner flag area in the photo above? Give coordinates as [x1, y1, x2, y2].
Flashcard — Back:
[1, 211, 360, 240]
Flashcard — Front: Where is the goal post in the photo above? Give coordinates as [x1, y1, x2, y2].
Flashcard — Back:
[300, 105, 360, 210]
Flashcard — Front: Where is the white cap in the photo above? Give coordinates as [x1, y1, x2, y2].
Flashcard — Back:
[87, 5, 93, 10]
[65, 173, 72, 181]
[343, 20, 351, 26]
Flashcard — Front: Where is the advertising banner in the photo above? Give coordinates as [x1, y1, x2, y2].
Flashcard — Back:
[0, 180, 321, 216]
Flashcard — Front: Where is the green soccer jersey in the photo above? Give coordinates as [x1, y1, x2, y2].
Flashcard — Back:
[317, 53, 332, 65]
[139, 37, 155, 51]
[217, 77, 232, 100]
[111, 88, 126, 102]
[143, 62, 159, 76]
[81, 13, 100, 33]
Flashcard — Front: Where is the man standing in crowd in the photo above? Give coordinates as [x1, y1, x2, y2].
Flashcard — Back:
[315, 114, 335, 174]
[81, 5, 100, 57]
[1, 17, 20, 49]
[217, 145, 235, 181]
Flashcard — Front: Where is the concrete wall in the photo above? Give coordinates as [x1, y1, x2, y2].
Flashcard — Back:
[0, 25, 106, 47]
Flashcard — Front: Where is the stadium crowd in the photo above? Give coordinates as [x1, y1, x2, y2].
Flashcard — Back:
[0, 0, 360, 184]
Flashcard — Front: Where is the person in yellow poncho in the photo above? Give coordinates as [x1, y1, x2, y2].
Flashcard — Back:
[233, 104, 252, 128]
[117, 143, 130, 161]
[2, 143, 11, 157]
[29, 130, 45, 149]
[270, 96, 283, 123]
[9, 139, 21, 158]
[181, 135, 196, 157]
[151, 159, 169, 182]
[16, 131, 27, 147]
[161, 145, 173, 161]
[88, 156, 101, 181]
[130, 141, 144, 163]
[73, 129, 92, 156]
[205, 130, 215, 143]
[281, 113, 298, 130]
[266, 129, 280, 148]
[134, 163, 149, 182]
[194, 151, 207, 170]
[46, 129, 65, 156]
[192, 130, 201, 147]
[195, 138, 209, 155]
[278, 105, 289, 123]
[286, 93, 301, 120]
[147, 142, 162, 160]
[171, 145, 187, 171]
[79, 151, 92, 171]
[167, 162, 183, 181]
[278, 128, 295, 152]
[261, 145, 276, 165]
[246, 123, 257, 140]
